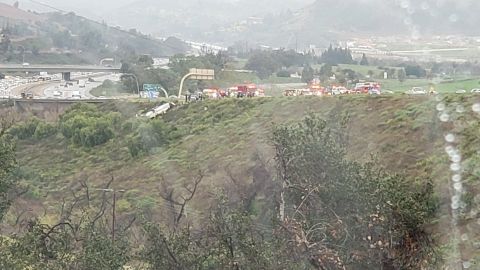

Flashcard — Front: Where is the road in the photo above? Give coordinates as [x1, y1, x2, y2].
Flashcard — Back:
[9, 73, 120, 99]
[0, 64, 121, 73]
[43, 74, 120, 99]
[391, 48, 470, 54]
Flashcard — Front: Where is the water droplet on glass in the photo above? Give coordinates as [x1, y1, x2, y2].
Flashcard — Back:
[452, 195, 461, 204]
[436, 103, 446, 111]
[439, 112, 450, 122]
[461, 234, 469, 241]
[454, 183, 463, 192]
[400, 0, 410, 9]
[445, 133, 456, 143]
[473, 103, 480, 113]
[451, 201, 460, 210]
[451, 154, 462, 163]
[435, 95, 443, 102]
[463, 260, 471, 269]
[456, 105, 465, 113]
[451, 163, 462, 172]
[446, 146, 459, 158]
[403, 17, 412, 25]
[453, 174, 462, 182]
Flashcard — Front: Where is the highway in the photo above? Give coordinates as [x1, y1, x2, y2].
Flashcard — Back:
[0, 64, 121, 73]
[44, 74, 120, 99]
[9, 73, 120, 99]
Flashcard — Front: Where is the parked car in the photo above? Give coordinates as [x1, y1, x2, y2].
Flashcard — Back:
[471, 88, 480, 94]
[455, 89, 467, 94]
[331, 88, 342, 95]
[72, 91, 81, 98]
[369, 88, 381, 95]
[406, 87, 426, 95]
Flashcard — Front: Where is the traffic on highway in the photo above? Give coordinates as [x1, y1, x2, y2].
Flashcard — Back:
[0, 72, 120, 100]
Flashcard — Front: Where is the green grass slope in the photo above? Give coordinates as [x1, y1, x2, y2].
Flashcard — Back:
[4, 95, 480, 266]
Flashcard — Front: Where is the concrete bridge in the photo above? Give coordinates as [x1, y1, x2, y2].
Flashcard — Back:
[1, 98, 115, 121]
[0, 64, 121, 80]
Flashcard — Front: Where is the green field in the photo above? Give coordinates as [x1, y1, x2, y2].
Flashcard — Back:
[380, 78, 480, 93]
[337, 64, 401, 74]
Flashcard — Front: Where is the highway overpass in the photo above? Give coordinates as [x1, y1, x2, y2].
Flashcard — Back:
[0, 64, 122, 81]
[1, 98, 117, 121]
[0, 64, 121, 73]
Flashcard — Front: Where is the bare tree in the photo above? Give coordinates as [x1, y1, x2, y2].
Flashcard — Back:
[158, 171, 203, 228]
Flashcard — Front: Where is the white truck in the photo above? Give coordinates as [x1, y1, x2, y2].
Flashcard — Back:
[72, 91, 81, 98]
[145, 103, 174, 119]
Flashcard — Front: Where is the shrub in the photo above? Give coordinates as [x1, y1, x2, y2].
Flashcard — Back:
[8, 118, 41, 139]
[135, 196, 157, 211]
[33, 122, 57, 140]
[8, 118, 57, 141]
[276, 70, 291, 77]
[59, 103, 118, 147]
[127, 119, 180, 157]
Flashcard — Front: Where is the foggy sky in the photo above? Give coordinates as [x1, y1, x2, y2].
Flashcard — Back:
[2, 0, 314, 22]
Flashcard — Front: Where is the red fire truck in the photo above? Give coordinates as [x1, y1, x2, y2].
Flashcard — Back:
[236, 84, 264, 97]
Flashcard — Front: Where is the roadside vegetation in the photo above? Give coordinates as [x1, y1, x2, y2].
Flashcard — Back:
[90, 80, 134, 97]
[0, 97, 445, 269]
[2, 95, 478, 268]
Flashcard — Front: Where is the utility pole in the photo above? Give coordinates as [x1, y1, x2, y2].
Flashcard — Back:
[112, 190, 116, 242]
[295, 34, 298, 53]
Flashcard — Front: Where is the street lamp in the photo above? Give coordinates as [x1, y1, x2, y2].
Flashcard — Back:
[95, 188, 126, 243]
[121, 73, 140, 97]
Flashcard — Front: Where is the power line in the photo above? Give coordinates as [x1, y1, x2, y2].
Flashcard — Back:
[26, 0, 185, 56]
[27, 0, 63, 12]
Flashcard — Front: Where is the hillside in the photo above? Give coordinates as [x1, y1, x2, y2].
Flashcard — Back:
[0, 9, 188, 64]
[1, 95, 480, 267]
[101, 0, 314, 40]
[0, 2, 44, 22]
[8, 0, 480, 49]
[255, 0, 480, 46]
[84, 0, 480, 47]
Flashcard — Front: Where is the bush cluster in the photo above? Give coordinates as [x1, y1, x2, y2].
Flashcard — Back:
[59, 103, 120, 147]
[8, 118, 57, 140]
[127, 118, 180, 157]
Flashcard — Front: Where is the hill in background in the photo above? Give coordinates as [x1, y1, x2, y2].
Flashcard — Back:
[5, 0, 480, 50]
[242, 0, 480, 48]
[0, 3, 189, 64]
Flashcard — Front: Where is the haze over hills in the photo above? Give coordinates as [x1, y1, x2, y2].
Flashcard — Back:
[0, 2, 189, 64]
[230, 0, 480, 48]
[3, 0, 314, 41]
[3, 0, 480, 49]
